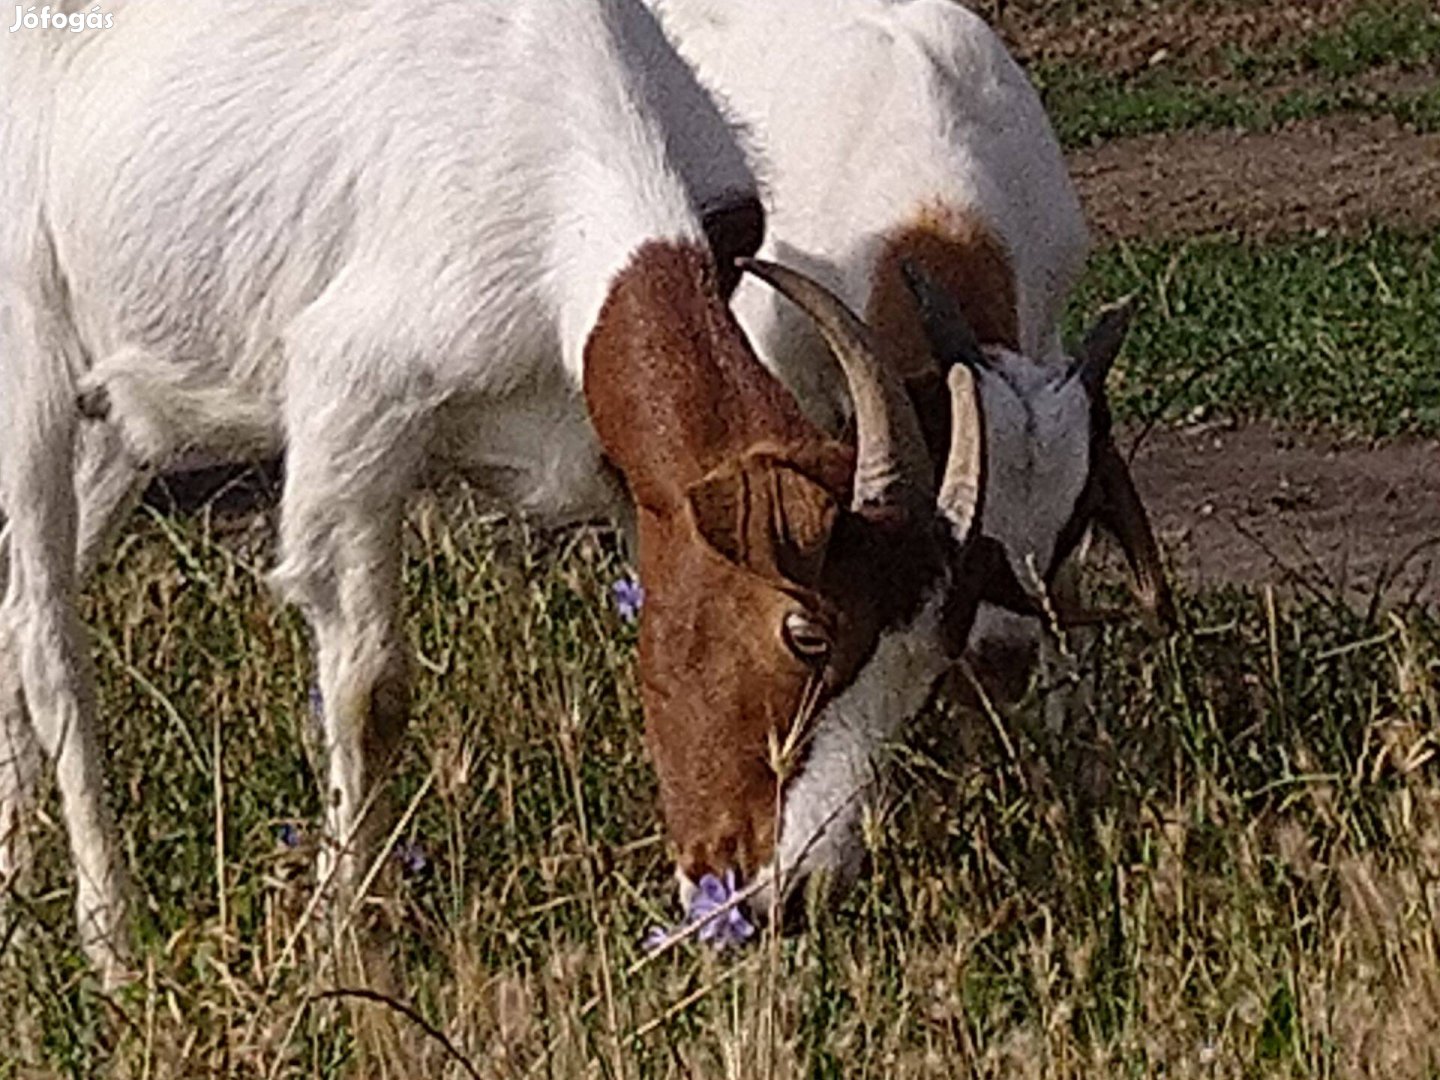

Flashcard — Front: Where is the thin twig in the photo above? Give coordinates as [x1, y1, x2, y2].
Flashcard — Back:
[212, 706, 233, 1073]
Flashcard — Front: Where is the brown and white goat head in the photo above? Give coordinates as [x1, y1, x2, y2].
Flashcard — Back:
[584, 243, 997, 916]
[885, 247, 1175, 700]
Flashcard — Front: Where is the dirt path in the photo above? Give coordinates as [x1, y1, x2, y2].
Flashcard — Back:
[1003, 0, 1367, 75]
[1126, 421, 1440, 609]
[1069, 114, 1440, 242]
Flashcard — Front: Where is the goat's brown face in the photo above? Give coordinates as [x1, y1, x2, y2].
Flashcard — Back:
[634, 446, 945, 882]
[585, 243, 992, 908]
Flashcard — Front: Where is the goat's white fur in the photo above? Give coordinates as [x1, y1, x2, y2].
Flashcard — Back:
[0, 0, 754, 982]
[760, 588, 951, 909]
[647, 0, 1099, 851]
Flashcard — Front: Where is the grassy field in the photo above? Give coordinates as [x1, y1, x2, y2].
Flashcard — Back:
[4, 2, 1440, 1077]
[3, 507, 1439, 1077]
[1040, 69, 1440, 147]
[1073, 230, 1440, 438]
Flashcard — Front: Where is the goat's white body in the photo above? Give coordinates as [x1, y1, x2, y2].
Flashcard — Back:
[11, 0, 751, 522]
[0, 0, 754, 980]
[650, 0, 1088, 430]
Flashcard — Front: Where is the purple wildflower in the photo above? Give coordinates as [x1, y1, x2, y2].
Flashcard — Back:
[611, 575, 645, 622]
[394, 838, 429, 878]
[308, 683, 324, 719]
[277, 823, 301, 849]
[642, 868, 755, 953]
[689, 870, 756, 947]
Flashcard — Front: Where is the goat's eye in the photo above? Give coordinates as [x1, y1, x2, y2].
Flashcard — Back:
[782, 611, 832, 664]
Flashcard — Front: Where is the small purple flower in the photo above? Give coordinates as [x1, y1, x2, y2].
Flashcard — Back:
[612, 575, 645, 623]
[689, 870, 756, 947]
[642, 868, 755, 953]
[394, 838, 429, 878]
[277, 823, 301, 849]
[308, 684, 324, 719]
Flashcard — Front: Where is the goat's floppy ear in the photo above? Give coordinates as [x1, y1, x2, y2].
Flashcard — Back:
[686, 452, 839, 586]
[702, 197, 765, 300]
[1064, 295, 1138, 395]
[1093, 440, 1177, 631]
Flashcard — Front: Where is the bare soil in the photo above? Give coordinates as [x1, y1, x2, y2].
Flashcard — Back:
[1002, 0, 1367, 75]
[1125, 420, 1440, 608]
[1070, 114, 1440, 242]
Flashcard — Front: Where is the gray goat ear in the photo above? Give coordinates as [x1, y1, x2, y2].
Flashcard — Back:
[900, 259, 987, 373]
[1066, 294, 1138, 394]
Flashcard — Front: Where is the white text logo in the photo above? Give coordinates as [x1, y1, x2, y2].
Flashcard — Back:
[10, 6, 114, 33]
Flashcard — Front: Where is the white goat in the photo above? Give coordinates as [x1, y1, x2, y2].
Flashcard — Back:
[649, 0, 1173, 699]
[0, 0, 759, 981]
[2, 0, 1008, 980]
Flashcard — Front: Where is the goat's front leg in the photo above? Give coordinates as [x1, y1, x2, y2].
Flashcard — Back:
[0, 522, 37, 888]
[1, 422, 150, 903]
[310, 517, 410, 906]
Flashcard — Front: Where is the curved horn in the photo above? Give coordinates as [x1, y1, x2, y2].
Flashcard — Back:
[938, 364, 984, 544]
[1063, 295, 1138, 393]
[739, 258, 933, 514]
[900, 260, 987, 373]
[1094, 440, 1177, 630]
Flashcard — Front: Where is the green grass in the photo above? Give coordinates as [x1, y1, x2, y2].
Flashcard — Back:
[1040, 70, 1440, 146]
[1068, 230, 1440, 438]
[1032, 3, 1440, 145]
[3, 500, 1440, 1077]
[1236, 2, 1440, 82]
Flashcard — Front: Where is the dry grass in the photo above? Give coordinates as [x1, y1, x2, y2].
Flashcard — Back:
[2, 489, 1438, 1078]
